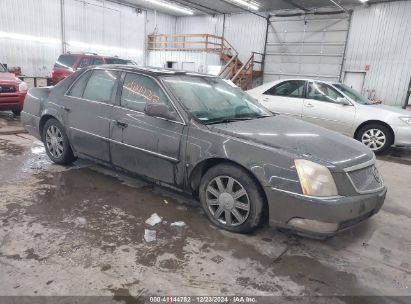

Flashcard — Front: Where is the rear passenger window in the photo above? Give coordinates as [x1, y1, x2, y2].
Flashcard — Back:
[67, 70, 92, 98]
[264, 80, 305, 98]
[54, 54, 76, 70]
[121, 73, 170, 112]
[78, 57, 94, 69]
[82, 70, 120, 103]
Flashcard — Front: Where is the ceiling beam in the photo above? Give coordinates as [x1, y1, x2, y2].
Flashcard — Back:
[328, 0, 350, 14]
[283, 0, 310, 12]
[171, 0, 224, 14]
[219, 0, 268, 20]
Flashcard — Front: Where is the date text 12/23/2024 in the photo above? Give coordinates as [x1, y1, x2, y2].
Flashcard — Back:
[149, 296, 257, 303]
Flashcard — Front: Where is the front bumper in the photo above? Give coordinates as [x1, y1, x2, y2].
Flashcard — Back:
[265, 186, 386, 237]
[393, 125, 411, 147]
[0, 92, 26, 111]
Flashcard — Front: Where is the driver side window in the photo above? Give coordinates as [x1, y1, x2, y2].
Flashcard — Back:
[307, 82, 343, 103]
[264, 80, 305, 98]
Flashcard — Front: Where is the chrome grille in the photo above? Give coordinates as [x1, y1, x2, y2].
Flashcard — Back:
[0, 85, 16, 93]
[348, 165, 383, 193]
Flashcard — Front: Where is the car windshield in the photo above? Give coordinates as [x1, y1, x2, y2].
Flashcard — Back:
[333, 83, 373, 105]
[0, 63, 6, 73]
[161, 75, 272, 124]
[105, 58, 136, 65]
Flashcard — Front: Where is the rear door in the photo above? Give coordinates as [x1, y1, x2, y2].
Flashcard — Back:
[302, 81, 356, 135]
[62, 69, 120, 162]
[258, 80, 305, 118]
[109, 72, 186, 186]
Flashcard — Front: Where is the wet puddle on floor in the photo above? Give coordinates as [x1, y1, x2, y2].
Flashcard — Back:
[0, 137, 383, 297]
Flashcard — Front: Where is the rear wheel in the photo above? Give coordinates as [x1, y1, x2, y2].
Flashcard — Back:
[356, 123, 393, 154]
[199, 164, 264, 233]
[12, 109, 22, 116]
[42, 118, 75, 165]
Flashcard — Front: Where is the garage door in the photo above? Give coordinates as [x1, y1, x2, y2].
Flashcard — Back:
[264, 14, 349, 83]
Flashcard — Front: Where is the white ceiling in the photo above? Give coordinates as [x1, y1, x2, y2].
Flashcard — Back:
[115, 0, 393, 16]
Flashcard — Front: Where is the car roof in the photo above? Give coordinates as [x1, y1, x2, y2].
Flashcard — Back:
[91, 64, 215, 78]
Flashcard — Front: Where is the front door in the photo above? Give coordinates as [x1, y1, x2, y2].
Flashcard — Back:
[258, 80, 305, 118]
[110, 72, 186, 186]
[62, 69, 120, 162]
[302, 81, 356, 135]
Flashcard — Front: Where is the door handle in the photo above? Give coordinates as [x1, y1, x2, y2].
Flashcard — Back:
[262, 97, 269, 102]
[116, 120, 128, 128]
[62, 106, 71, 112]
[305, 103, 314, 108]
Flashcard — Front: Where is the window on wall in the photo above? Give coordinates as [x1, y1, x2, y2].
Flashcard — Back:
[264, 80, 305, 98]
[121, 73, 170, 112]
[82, 70, 120, 103]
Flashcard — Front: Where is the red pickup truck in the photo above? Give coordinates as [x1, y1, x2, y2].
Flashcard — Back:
[0, 63, 28, 116]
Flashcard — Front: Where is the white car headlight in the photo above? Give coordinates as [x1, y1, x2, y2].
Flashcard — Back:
[400, 117, 411, 125]
[18, 82, 28, 92]
[294, 159, 338, 197]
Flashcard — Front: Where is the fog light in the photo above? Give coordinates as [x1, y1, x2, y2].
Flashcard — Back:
[288, 218, 339, 234]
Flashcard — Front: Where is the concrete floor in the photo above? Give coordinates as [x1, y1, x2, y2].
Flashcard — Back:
[1, 113, 411, 301]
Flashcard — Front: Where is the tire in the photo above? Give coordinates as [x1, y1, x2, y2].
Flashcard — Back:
[199, 164, 265, 234]
[42, 118, 75, 165]
[12, 109, 22, 116]
[355, 123, 393, 154]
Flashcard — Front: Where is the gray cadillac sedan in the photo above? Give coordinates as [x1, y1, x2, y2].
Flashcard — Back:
[21, 65, 387, 237]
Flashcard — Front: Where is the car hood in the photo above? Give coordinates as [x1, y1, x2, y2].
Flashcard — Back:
[367, 104, 411, 116]
[210, 115, 374, 170]
[0, 72, 20, 84]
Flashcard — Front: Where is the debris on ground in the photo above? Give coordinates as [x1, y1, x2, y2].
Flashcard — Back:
[75, 217, 87, 227]
[164, 200, 168, 204]
[145, 213, 162, 226]
[144, 229, 157, 242]
[171, 221, 186, 227]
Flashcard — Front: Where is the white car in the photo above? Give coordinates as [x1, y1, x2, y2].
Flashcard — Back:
[248, 79, 411, 154]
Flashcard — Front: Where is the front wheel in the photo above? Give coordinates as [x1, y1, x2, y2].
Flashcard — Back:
[42, 118, 75, 165]
[199, 164, 264, 233]
[356, 123, 393, 154]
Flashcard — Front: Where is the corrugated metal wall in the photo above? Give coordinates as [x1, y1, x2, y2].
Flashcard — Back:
[0, 0, 62, 76]
[343, 0, 411, 106]
[264, 13, 349, 83]
[0, 0, 169, 77]
[64, 0, 146, 65]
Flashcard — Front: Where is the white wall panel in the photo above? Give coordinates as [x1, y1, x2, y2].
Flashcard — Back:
[64, 0, 145, 65]
[343, 0, 411, 106]
[0, 0, 62, 76]
[146, 10, 176, 35]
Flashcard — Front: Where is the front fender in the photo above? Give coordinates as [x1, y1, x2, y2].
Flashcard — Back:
[186, 125, 302, 194]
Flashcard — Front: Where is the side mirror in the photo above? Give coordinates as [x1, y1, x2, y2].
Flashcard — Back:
[336, 97, 351, 106]
[145, 102, 178, 121]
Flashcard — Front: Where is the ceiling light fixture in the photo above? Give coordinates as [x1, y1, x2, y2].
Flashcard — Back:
[142, 0, 194, 15]
[359, 0, 369, 2]
[229, 0, 260, 11]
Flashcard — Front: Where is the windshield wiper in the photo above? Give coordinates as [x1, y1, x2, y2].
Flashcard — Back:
[205, 117, 255, 125]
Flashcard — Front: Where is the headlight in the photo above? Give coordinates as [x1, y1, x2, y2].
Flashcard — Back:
[294, 159, 338, 197]
[400, 117, 411, 125]
[18, 82, 28, 92]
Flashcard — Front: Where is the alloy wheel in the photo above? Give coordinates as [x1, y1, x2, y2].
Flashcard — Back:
[45, 125, 64, 158]
[205, 176, 250, 227]
[361, 129, 386, 151]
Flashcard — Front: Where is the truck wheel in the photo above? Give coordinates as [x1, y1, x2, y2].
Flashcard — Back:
[42, 118, 75, 165]
[199, 164, 265, 233]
